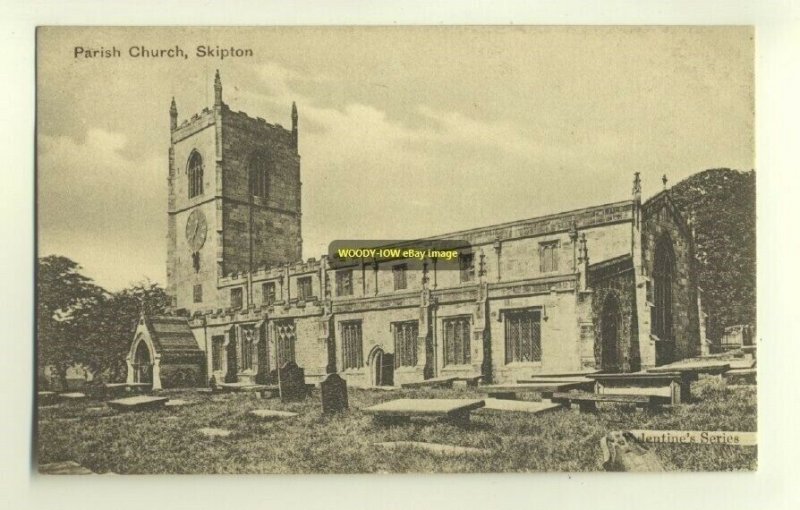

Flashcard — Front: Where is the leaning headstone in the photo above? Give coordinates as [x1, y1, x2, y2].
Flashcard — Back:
[320, 373, 348, 413]
[278, 362, 307, 403]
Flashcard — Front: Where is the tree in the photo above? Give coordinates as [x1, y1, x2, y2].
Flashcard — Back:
[37, 256, 171, 387]
[36, 256, 105, 389]
[669, 169, 756, 342]
[80, 280, 170, 382]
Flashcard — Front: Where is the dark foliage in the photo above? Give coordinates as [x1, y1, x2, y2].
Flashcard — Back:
[37, 256, 170, 387]
[669, 168, 756, 342]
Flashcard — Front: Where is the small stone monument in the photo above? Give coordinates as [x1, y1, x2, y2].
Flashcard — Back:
[278, 362, 307, 403]
[320, 373, 348, 414]
[600, 431, 665, 472]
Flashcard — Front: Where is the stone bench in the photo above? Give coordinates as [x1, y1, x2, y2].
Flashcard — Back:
[588, 372, 685, 404]
[550, 391, 671, 413]
[723, 368, 757, 385]
[364, 398, 485, 426]
[482, 381, 591, 400]
[400, 376, 457, 389]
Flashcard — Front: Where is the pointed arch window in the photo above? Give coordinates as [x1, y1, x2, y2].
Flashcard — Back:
[652, 236, 675, 342]
[187, 151, 204, 198]
[249, 152, 270, 198]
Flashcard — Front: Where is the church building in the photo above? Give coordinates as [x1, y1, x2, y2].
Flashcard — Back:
[127, 72, 702, 390]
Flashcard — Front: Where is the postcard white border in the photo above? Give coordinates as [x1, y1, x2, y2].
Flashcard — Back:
[3, 1, 799, 509]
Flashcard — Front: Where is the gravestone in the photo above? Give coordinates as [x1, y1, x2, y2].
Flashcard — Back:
[320, 373, 348, 413]
[278, 362, 307, 403]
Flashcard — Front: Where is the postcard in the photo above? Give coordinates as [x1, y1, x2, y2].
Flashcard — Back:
[35, 26, 756, 474]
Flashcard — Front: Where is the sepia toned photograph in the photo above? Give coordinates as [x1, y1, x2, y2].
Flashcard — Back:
[35, 26, 756, 474]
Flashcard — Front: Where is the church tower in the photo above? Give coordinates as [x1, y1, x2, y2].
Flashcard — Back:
[166, 71, 302, 313]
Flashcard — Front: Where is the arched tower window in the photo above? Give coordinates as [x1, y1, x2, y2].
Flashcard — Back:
[187, 151, 204, 198]
[249, 152, 269, 198]
[652, 235, 676, 343]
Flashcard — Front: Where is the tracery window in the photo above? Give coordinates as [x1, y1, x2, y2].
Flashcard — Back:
[443, 316, 471, 365]
[504, 309, 542, 363]
[393, 321, 418, 368]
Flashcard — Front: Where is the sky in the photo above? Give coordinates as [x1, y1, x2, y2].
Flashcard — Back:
[36, 26, 754, 291]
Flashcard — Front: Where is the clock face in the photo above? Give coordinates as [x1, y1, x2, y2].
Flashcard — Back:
[185, 209, 208, 251]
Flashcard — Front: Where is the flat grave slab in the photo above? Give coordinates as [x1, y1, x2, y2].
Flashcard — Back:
[107, 395, 169, 411]
[728, 359, 756, 370]
[517, 376, 595, 384]
[477, 398, 565, 415]
[400, 376, 457, 389]
[198, 427, 232, 438]
[482, 381, 590, 399]
[59, 392, 86, 400]
[38, 391, 58, 405]
[39, 461, 93, 475]
[217, 382, 271, 392]
[530, 371, 600, 378]
[164, 399, 196, 407]
[364, 398, 484, 425]
[647, 361, 730, 375]
[249, 409, 299, 420]
[374, 441, 491, 456]
[104, 382, 151, 390]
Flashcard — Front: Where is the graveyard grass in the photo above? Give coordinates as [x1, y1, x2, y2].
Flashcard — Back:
[36, 377, 756, 473]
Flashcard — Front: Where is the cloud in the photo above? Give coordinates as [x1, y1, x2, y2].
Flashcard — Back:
[38, 129, 166, 289]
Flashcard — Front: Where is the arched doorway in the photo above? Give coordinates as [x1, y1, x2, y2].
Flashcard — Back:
[369, 347, 394, 387]
[133, 340, 152, 384]
[601, 295, 621, 372]
[653, 235, 676, 366]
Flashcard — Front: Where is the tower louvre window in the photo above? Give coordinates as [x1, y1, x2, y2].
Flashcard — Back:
[188, 151, 204, 198]
[249, 153, 270, 198]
